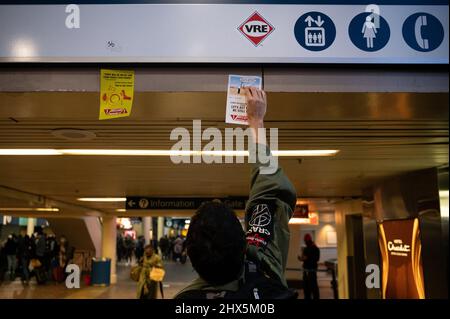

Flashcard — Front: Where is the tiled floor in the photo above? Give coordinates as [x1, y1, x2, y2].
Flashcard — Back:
[0, 260, 334, 299]
[0, 259, 197, 299]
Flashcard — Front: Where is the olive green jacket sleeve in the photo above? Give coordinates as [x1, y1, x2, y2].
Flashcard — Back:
[245, 144, 297, 287]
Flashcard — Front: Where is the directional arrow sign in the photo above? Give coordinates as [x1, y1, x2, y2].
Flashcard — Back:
[315, 15, 324, 27]
[125, 196, 248, 210]
[305, 16, 315, 27]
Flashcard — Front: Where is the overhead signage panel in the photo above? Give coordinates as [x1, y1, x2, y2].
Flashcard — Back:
[0, 1, 448, 63]
[0, 1, 448, 4]
[126, 197, 248, 210]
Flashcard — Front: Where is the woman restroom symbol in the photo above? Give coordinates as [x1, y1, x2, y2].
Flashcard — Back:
[349, 12, 390, 52]
[362, 15, 377, 48]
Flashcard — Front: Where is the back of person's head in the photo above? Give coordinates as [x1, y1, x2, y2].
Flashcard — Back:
[186, 201, 246, 286]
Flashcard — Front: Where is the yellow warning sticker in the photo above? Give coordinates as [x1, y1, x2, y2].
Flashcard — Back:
[99, 69, 134, 120]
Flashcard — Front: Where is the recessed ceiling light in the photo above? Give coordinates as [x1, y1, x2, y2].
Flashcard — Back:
[0, 149, 339, 157]
[51, 129, 96, 141]
[273, 150, 339, 157]
[0, 149, 63, 155]
[0, 207, 59, 212]
[289, 218, 311, 224]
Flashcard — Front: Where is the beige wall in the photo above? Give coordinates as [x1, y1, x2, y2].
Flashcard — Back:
[46, 217, 99, 253]
[334, 199, 363, 299]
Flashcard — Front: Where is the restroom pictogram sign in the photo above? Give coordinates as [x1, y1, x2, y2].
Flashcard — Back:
[238, 11, 275, 46]
[99, 69, 135, 120]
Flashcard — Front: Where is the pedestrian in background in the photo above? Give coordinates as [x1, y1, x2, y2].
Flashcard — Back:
[17, 234, 32, 285]
[46, 234, 59, 280]
[135, 236, 145, 262]
[158, 236, 169, 260]
[34, 232, 46, 266]
[58, 236, 74, 277]
[136, 244, 164, 299]
[0, 241, 8, 284]
[298, 234, 321, 299]
[124, 235, 134, 265]
[173, 236, 184, 262]
[117, 234, 124, 262]
[4, 234, 17, 280]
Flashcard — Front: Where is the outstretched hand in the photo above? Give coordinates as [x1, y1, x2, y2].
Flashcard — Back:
[245, 87, 266, 130]
[245, 87, 267, 145]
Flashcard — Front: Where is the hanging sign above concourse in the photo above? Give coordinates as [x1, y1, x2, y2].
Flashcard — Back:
[126, 196, 248, 210]
[0, 1, 448, 64]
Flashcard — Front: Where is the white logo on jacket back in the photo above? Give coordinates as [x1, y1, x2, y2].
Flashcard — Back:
[249, 204, 271, 227]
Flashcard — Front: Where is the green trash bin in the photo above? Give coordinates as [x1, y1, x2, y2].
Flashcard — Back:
[91, 258, 111, 286]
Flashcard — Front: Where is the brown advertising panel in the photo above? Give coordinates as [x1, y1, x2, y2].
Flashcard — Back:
[378, 218, 425, 299]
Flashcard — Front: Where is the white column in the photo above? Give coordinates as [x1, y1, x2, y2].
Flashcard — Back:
[157, 217, 164, 254]
[143, 217, 151, 245]
[102, 216, 117, 284]
[27, 217, 36, 236]
[157, 217, 164, 240]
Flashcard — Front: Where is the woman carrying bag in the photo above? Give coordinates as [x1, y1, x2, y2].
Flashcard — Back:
[134, 244, 164, 299]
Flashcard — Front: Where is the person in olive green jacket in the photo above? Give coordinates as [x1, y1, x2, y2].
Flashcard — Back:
[175, 88, 297, 299]
[137, 244, 163, 299]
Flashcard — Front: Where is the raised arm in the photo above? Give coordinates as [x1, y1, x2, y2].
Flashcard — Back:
[244, 87, 297, 287]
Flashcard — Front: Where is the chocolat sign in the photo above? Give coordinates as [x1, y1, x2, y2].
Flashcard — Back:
[378, 218, 425, 299]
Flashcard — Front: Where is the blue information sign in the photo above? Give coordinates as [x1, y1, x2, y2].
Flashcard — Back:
[294, 11, 336, 51]
[402, 12, 445, 52]
[349, 12, 391, 52]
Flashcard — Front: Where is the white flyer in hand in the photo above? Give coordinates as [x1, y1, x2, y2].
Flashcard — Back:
[225, 74, 262, 125]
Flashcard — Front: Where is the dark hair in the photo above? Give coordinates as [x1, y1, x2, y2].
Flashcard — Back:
[186, 201, 246, 286]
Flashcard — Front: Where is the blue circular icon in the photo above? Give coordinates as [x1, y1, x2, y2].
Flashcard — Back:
[294, 12, 336, 51]
[402, 13, 444, 52]
[349, 12, 390, 52]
